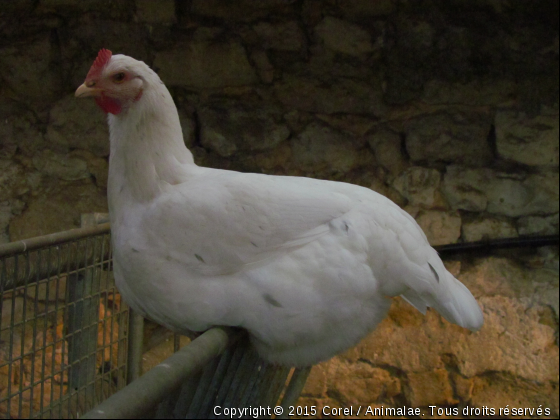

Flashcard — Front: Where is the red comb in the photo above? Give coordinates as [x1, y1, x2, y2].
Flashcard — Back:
[86, 48, 112, 80]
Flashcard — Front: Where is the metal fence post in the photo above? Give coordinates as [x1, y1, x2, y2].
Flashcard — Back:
[127, 309, 144, 384]
[66, 268, 100, 410]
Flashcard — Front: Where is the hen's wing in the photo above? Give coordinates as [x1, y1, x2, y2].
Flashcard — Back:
[140, 169, 360, 275]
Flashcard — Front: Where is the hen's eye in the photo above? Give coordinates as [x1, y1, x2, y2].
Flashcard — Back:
[113, 72, 126, 83]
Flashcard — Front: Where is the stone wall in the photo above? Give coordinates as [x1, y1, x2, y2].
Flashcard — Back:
[0, 0, 558, 417]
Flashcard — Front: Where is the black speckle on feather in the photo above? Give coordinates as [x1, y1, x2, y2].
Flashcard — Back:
[195, 254, 205, 263]
[344, 222, 349, 233]
[428, 262, 440, 283]
[131, 248, 139, 253]
[251, 241, 258, 247]
[263, 294, 283, 308]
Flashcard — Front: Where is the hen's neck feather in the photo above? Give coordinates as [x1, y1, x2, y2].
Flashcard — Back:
[107, 75, 195, 209]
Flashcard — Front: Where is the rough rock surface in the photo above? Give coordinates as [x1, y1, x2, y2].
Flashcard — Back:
[366, 127, 408, 176]
[496, 108, 559, 166]
[314, 16, 374, 57]
[300, 257, 559, 416]
[46, 94, 110, 157]
[154, 41, 258, 90]
[517, 214, 560, 236]
[462, 217, 518, 243]
[198, 102, 290, 157]
[392, 167, 441, 208]
[443, 166, 559, 217]
[274, 75, 386, 116]
[404, 113, 493, 166]
[0, 0, 558, 416]
[290, 122, 365, 175]
[8, 182, 108, 241]
[0, 38, 61, 109]
[254, 21, 305, 52]
[414, 210, 462, 246]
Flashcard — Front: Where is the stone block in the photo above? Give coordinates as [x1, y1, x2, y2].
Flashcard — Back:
[253, 21, 306, 52]
[39, 0, 130, 18]
[70, 150, 109, 188]
[198, 102, 290, 157]
[9, 183, 107, 241]
[442, 166, 489, 212]
[136, 0, 176, 24]
[495, 109, 559, 166]
[392, 167, 441, 208]
[274, 75, 386, 116]
[302, 362, 329, 398]
[423, 79, 517, 106]
[328, 360, 401, 405]
[47, 94, 110, 157]
[154, 41, 258, 89]
[0, 38, 60, 107]
[485, 172, 559, 218]
[191, 0, 295, 22]
[351, 260, 559, 391]
[0, 115, 45, 158]
[367, 128, 408, 176]
[443, 166, 559, 217]
[0, 201, 15, 243]
[415, 210, 462, 246]
[316, 114, 376, 138]
[461, 297, 559, 382]
[471, 373, 559, 415]
[291, 122, 361, 174]
[32, 149, 89, 181]
[462, 217, 518, 242]
[249, 49, 275, 84]
[0, 160, 27, 199]
[406, 369, 456, 407]
[404, 112, 493, 166]
[339, 0, 396, 20]
[517, 213, 559, 236]
[314, 17, 373, 56]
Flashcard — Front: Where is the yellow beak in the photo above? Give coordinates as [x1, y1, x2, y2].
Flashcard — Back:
[75, 83, 102, 98]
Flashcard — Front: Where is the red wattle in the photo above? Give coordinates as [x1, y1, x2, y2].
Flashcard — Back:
[95, 95, 122, 115]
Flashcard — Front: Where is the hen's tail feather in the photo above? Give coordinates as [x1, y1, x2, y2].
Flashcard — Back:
[401, 290, 428, 315]
[400, 271, 483, 332]
[432, 275, 484, 331]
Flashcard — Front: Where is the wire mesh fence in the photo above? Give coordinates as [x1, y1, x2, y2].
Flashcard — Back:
[1, 222, 314, 419]
[0, 224, 129, 419]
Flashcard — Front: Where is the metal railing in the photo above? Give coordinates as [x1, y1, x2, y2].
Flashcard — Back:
[0, 223, 311, 419]
[0, 223, 131, 418]
[83, 327, 311, 419]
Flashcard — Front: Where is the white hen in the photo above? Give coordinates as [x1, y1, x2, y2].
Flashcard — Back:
[75, 49, 483, 367]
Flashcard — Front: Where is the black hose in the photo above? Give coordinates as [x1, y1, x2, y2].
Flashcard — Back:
[434, 234, 559, 256]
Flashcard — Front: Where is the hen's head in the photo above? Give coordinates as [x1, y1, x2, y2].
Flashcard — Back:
[75, 49, 149, 115]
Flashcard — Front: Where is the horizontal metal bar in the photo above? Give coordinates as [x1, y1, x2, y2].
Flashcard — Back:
[0, 223, 111, 258]
[0, 228, 112, 291]
[81, 327, 241, 419]
[435, 234, 559, 255]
